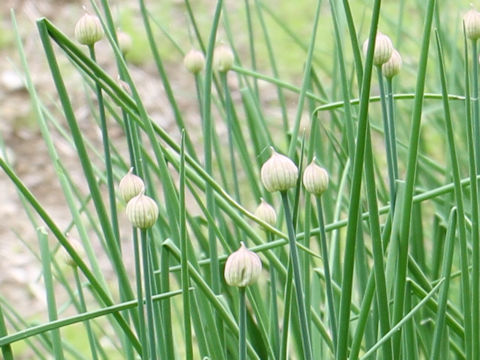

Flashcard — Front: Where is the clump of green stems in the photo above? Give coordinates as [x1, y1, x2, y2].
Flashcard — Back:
[1, 1, 479, 359]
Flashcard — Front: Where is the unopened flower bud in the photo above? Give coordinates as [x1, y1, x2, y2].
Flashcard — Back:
[117, 31, 132, 56]
[213, 45, 234, 72]
[119, 168, 145, 203]
[362, 32, 393, 66]
[464, 9, 480, 40]
[75, 13, 104, 46]
[382, 49, 402, 78]
[224, 242, 262, 287]
[254, 198, 277, 228]
[126, 190, 158, 229]
[184, 49, 205, 74]
[261, 149, 298, 192]
[303, 160, 329, 196]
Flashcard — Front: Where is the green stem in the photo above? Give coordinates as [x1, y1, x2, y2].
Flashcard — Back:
[140, 229, 157, 360]
[239, 287, 247, 360]
[180, 134, 193, 360]
[253, 0, 289, 136]
[73, 267, 99, 360]
[391, 0, 436, 357]
[87, 44, 120, 249]
[377, 66, 396, 212]
[203, 0, 224, 294]
[0, 157, 140, 352]
[281, 192, 312, 360]
[315, 197, 337, 350]
[0, 303, 13, 360]
[268, 240, 280, 358]
[0, 290, 184, 348]
[434, 30, 472, 360]
[471, 37, 480, 360]
[160, 242, 175, 360]
[138, 0, 198, 162]
[363, 129, 393, 360]
[279, 261, 293, 360]
[133, 231, 147, 358]
[184, 0, 206, 52]
[37, 19, 136, 314]
[38, 227, 65, 360]
[386, 78, 399, 182]
[221, 72, 242, 204]
[287, 0, 322, 158]
[429, 208, 457, 360]
[335, 0, 382, 357]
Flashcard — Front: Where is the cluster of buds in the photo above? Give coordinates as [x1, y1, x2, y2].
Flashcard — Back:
[183, 45, 234, 74]
[119, 169, 158, 229]
[259, 149, 329, 197]
[74, 10, 132, 56]
[363, 32, 402, 78]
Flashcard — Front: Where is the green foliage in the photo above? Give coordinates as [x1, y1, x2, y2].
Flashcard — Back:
[2, 0, 480, 359]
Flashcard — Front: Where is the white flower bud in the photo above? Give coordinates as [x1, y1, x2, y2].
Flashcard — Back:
[184, 49, 205, 74]
[224, 242, 262, 287]
[126, 191, 158, 229]
[75, 13, 104, 46]
[303, 160, 329, 196]
[261, 149, 298, 192]
[117, 31, 132, 56]
[464, 9, 480, 40]
[119, 168, 145, 203]
[362, 32, 394, 66]
[382, 49, 402, 78]
[213, 45, 234, 72]
[254, 198, 277, 228]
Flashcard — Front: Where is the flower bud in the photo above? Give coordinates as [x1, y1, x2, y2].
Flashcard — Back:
[119, 168, 145, 203]
[184, 49, 205, 74]
[382, 49, 402, 78]
[213, 45, 234, 72]
[464, 9, 480, 40]
[254, 198, 277, 228]
[224, 242, 262, 287]
[75, 13, 104, 46]
[362, 32, 393, 66]
[126, 191, 159, 229]
[261, 149, 298, 192]
[117, 31, 132, 56]
[303, 160, 329, 196]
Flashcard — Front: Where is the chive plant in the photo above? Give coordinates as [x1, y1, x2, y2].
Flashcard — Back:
[1, 1, 480, 359]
